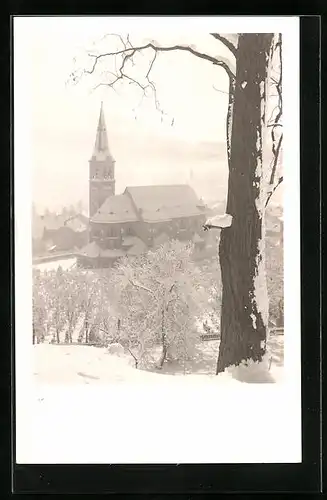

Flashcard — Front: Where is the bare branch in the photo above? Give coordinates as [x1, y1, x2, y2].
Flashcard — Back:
[212, 84, 230, 95]
[269, 132, 283, 185]
[85, 40, 236, 81]
[265, 176, 283, 208]
[267, 33, 283, 188]
[146, 49, 157, 79]
[267, 123, 282, 129]
[210, 33, 237, 57]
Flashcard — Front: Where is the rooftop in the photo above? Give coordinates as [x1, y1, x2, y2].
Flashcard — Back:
[91, 194, 139, 223]
[124, 184, 205, 222]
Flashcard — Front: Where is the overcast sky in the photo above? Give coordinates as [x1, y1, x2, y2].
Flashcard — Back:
[15, 17, 282, 212]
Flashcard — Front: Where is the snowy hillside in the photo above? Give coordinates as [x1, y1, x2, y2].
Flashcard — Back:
[33, 342, 283, 386]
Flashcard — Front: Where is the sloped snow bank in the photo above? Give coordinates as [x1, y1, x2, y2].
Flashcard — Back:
[33, 344, 282, 386]
[225, 353, 283, 384]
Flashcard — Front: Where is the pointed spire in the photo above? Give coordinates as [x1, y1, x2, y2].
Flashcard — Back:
[92, 102, 112, 159]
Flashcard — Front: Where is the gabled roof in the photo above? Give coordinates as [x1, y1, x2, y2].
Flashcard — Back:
[92, 194, 139, 223]
[124, 184, 204, 222]
[64, 214, 88, 232]
[33, 213, 68, 238]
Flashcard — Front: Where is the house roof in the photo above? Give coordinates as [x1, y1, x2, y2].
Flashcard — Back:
[124, 184, 204, 222]
[64, 214, 88, 232]
[32, 213, 67, 239]
[33, 212, 89, 239]
[91, 194, 139, 223]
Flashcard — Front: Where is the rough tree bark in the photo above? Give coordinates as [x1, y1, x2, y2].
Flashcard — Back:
[216, 34, 273, 373]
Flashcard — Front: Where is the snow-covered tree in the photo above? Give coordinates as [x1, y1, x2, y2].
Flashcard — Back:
[32, 269, 50, 343]
[61, 269, 82, 343]
[46, 267, 66, 343]
[111, 241, 209, 368]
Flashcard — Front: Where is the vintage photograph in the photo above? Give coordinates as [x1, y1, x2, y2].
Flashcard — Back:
[14, 17, 301, 464]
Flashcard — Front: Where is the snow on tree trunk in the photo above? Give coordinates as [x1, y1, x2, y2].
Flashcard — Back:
[217, 33, 273, 374]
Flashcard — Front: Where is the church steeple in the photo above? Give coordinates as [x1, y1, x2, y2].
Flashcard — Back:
[92, 101, 112, 160]
[89, 102, 116, 218]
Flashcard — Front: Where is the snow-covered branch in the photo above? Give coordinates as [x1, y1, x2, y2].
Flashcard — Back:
[203, 214, 233, 230]
[210, 33, 238, 57]
[128, 278, 156, 297]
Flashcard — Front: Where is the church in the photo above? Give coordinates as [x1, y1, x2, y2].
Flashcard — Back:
[77, 103, 208, 268]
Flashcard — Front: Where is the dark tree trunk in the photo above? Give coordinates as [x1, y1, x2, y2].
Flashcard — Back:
[85, 321, 89, 344]
[158, 308, 167, 368]
[56, 328, 60, 344]
[217, 34, 273, 374]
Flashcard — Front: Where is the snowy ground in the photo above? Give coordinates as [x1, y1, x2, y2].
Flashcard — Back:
[22, 336, 292, 464]
[33, 334, 284, 386]
[33, 257, 76, 272]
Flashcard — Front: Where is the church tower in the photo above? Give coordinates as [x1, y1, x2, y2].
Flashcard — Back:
[89, 102, 116, 217]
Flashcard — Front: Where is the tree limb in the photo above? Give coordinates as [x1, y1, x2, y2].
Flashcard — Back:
[269, 132, 283, 185]
[267, 33, 283, 191]
[128, 278, 156, 297]
[265, 176, 283, 208]
[210, 33, 237, 57]
[85, 40, 236, 82]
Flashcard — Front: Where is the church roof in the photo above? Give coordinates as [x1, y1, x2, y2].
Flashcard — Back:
[91, 194, 139, 223]
[124, 184, 204, 222]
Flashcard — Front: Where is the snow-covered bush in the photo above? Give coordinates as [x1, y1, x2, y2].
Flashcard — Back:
[110, 240, 210, 368]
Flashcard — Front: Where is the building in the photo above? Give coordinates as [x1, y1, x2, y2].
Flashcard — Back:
[32, 212, 88, 256]
[77, 103, 208, 268]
